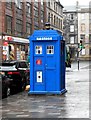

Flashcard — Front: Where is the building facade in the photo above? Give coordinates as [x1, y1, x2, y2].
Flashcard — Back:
[78, 8, 91, 60]
[0, 0, 64, 61]
[63, 8, 78, 60]
[46, 0, 64, 34]
[63, 3, 90, 60]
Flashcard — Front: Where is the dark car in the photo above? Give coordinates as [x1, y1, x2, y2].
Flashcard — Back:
[0, 60, 30, 94]
[0, 73, 13, 98]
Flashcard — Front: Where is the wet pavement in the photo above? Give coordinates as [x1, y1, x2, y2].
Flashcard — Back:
[0, 61, 90, 118]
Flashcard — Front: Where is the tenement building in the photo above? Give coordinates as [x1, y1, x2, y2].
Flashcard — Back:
[0, 0, 63, 61]
[63, 2, 90, 60]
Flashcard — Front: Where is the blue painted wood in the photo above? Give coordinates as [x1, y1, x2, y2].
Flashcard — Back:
[28, 30, 66, 95]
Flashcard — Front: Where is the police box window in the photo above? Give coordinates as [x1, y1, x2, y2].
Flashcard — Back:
[35, 46, 42, 54]
[47, 45, 54, 54]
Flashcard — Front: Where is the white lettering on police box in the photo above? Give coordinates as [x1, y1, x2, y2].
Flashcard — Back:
[36, 37, 52, 40]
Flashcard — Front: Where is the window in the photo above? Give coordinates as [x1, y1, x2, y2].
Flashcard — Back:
[26, 3, 31, 14]
[81, 24, 85, 32]
[35, 46, 42, 54]
[70, 37, 74, 44]
[48, 1, 50, 7]
[59, 19, 60, 28]
[60, 19, 62, 30]
[47, 45, 54, 54]
[54, 2, 56, 10]
[26, 23, 31, 34]
[19, 62, 27, 68]
[21, 45, 25, 51]
[70, 25, 74, 32]
[56, 17, 58, 27]
[54, 15, 56, 25]
[16, 19, 23, 36]
[81, 14, 85, 20]
[34, 7, 38, 16]
[48, 13, 50, 23]
[80, 34, 85, 40]
[70, 14, 74, 19]
[41, 0, 43, 5]
[51, 14, 53, 25]
[6, 0, 12, 8]
[6, 15, 12, 34]
[41, 10, 43, 23]
[15, 0, 22, 9]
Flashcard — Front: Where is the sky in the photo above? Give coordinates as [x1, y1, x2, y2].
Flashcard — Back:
[60, 0, 90, 6]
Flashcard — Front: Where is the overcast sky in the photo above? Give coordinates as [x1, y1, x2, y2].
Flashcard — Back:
[60, 0, 90, 6]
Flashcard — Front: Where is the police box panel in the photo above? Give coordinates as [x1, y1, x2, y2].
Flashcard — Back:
[33, 41, 58, 91]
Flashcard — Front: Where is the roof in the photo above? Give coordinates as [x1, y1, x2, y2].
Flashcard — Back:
[29, 30, 63, 41]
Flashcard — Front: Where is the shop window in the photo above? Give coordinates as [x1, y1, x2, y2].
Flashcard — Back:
[21, 45, 25, 51]
[35, 46, 42, 54]
[6, 15, 12, 34]
[47, 45, 54, 54]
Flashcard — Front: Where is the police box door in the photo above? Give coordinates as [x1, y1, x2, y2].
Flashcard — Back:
[34, 41, 57, 91]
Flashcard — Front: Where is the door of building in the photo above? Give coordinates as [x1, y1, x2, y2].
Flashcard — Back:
[33, 41, 57, 91]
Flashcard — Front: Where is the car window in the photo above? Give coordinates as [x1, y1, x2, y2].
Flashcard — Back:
[1, 63, 16, 66]
[18, 62, 28, 68]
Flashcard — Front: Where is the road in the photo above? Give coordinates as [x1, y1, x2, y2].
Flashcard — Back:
[0, 61, 90, 119]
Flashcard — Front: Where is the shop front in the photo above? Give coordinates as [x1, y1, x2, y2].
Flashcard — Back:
[2, 36, 29, 61]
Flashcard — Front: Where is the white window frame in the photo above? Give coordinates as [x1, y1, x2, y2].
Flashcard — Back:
[70, 25, 74, 32]
[35, 46, 42, 54]
[70, 36, 74, 44]
[81, 14, 85, 20]
[46, 45, 54, 54]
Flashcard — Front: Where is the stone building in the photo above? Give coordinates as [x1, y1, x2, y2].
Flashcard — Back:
[63, 2, 90, 60]
[46, 0, 64, 34]
[78, 7, 90, 60]
[63, 5, 78, 60]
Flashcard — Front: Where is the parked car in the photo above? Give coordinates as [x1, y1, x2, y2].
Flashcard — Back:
[0, 73, 13, 98]
[0, 60, 30, 94]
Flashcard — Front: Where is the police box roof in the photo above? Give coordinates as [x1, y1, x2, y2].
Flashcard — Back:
[29, 30, 63, 41]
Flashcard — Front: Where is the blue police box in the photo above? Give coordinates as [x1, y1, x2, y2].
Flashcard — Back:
[28, 30, 67, 95]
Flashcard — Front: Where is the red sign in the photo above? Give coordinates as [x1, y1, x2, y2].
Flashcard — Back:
[7, 36, 12, 41]
[3, 42, 8, 46]
[36, 59, 42, 65]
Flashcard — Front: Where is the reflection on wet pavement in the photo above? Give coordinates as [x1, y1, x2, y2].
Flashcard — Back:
[1, 64, 89, 118]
